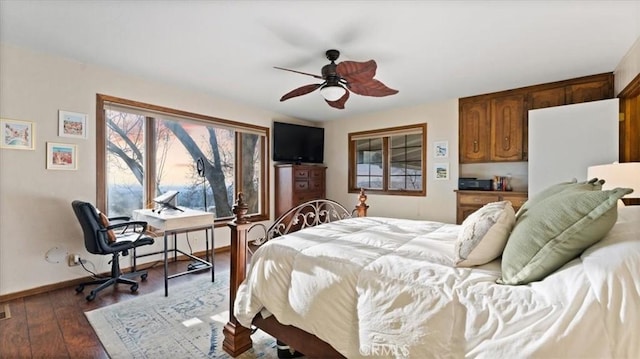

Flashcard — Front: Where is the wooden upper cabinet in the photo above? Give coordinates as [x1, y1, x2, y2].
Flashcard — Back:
[460, 100, 490, 163]
[529, 87, 566, 109]
[459, 72, 614, 164]
[566, 79, 613, 104]
[490, 95, 524, 161]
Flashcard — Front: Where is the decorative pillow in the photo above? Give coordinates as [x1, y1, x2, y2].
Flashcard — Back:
[455, 201, 515, 267]
[97, 211, 117, 243]
[498, 187, 632, 285]
[515, 178, 603, 219]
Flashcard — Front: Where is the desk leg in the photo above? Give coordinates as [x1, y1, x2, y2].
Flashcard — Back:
[164, 232, 169, 297]
[209, 226, 215, 282]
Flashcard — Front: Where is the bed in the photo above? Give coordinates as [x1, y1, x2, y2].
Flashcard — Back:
[222, 185, 640, 358]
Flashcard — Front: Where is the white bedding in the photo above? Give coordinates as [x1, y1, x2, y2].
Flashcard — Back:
[234, 208, 640, 358]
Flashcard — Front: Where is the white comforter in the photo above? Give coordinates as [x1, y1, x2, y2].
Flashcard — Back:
[234, 211, 640, 358]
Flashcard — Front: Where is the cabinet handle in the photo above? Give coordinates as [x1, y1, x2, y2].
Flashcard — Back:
[473, 140, 478, 152]
[504, 136, 510, 149]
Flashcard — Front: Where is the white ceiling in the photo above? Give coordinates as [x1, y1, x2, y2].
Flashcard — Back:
[1, 0, 639, 122]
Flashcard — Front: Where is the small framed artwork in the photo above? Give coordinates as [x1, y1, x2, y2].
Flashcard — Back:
[434, 162, 449, 180]
[1, 118, 35, 150]
[47, 142, 78, 170]
[434, 141, 448, 158]
[58, 110, 87, 138]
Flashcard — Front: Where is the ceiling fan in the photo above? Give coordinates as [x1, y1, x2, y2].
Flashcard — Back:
[275, 49, 398, 109]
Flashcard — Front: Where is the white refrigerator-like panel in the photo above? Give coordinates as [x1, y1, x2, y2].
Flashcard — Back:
[528, 99, 619, 197]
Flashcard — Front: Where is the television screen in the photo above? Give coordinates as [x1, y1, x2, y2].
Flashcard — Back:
[272, 122, 324, 164]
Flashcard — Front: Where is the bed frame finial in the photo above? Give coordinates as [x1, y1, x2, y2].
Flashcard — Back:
[232, 192, 250, 224]
[355, 188, 369, 217]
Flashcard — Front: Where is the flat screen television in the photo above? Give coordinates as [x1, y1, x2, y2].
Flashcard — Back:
[272, 122, 324, 164]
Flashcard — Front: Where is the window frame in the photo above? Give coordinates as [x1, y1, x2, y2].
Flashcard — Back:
[348, 123, 427, 196]
[96, 94, 270, 225]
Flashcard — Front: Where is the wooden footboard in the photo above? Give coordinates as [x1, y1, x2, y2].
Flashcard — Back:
[223, 189, 369, 357]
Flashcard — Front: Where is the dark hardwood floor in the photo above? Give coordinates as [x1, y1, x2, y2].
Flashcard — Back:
[0, 251, 230, 359]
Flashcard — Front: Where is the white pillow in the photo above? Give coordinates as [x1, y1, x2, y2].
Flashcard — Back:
[455, 201, 515, 267]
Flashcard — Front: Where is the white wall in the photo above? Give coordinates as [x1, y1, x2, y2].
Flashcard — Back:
[614, 36, 640, 94]
[323, 100, 459, 224]
[0, 44, 300, 295]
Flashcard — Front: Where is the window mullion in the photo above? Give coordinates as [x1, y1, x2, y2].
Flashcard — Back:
[145, 117, 156, 208]
[382, 137, 389, 191]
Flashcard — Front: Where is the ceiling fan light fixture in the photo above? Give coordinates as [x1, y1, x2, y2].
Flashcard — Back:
[320, 84, 346, 101]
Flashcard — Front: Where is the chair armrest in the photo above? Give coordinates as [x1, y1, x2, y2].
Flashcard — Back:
[108, 215, 131, 222]
[105, 220, 148, 233]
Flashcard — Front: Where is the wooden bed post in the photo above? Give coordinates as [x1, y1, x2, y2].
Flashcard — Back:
[355, 188, 369, 217]
[223, 193, 253, 356]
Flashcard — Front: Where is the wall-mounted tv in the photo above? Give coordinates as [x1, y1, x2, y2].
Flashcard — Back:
[272, 121, 324, 164]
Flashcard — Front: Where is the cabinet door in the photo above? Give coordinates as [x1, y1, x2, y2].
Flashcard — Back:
[529, 87, 565, 109]
[459, 100, 490, 163]
[490, 95, 524, 161]
[566, 80, 612, 104]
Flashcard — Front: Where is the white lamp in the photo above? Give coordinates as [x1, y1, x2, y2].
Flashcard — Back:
[320, 84, 347, 101]
[587, 162, 640, 205]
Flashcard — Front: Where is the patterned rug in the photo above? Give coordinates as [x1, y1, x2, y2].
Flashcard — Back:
[85, 273, 277, 358]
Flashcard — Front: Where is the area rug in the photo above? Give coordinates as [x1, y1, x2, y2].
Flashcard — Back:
[85, 273, 277, 358]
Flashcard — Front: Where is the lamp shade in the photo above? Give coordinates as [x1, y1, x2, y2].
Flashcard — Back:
[587, 162, 640, 198]
[320, 84, 346, 101]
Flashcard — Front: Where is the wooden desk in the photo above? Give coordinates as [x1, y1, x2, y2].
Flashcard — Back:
[133, 207, 215, 296]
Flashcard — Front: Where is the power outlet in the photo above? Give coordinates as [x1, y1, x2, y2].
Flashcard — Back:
[68, 254, 81, 266]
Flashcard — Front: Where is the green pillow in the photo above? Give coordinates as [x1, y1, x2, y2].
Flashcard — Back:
[498, 187, 631, 285]
[515, 178, 603, 219]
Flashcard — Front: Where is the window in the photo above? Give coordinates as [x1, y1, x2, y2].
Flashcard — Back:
[96, 94, 269, 223]
[348, 123, 426, 196]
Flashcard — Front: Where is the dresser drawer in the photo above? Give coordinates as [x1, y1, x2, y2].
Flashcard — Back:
[293, 192, 323, 205]
[309, 180, 324, 191]
[294, 169, 310, 179]
[310, 169, 324, 179]
[294, 180, 309, 191]
[458, 193, 500, 205]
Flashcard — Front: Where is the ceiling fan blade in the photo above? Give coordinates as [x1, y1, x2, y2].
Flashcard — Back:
[280, 83, 323, 101]
[274, 66, 324, 80]
[336, 60, 377, 82]
[348, 79, 398, 97]
[326, 90, 350, 109]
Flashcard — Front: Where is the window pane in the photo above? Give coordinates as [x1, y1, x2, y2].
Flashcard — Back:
[356, 139, 383, 189]
[105, 110, 145, 216]
[157, 119, 236, 219]
[357, 175, 383, 189]
[388, 134, 423, 191]
[241, 132, 261, 215]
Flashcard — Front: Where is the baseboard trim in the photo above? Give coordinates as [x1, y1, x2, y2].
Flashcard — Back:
[0, 246, 230, 303]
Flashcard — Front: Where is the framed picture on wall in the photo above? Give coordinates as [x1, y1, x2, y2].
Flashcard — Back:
[1, 118, 35, 150]
[434, 141, 448, 158]
[47, 142, 78, 170]
[434, 162, 449, 180]
[58, 110, 87, 138]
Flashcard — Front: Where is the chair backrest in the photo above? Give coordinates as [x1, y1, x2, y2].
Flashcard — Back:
[71, 200, 111, 255]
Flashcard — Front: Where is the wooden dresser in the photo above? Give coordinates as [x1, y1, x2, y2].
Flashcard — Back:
[275, 164, 327, 218]
[455, 190, 528, 224]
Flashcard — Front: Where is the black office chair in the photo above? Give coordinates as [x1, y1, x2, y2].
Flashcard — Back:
[71, 200, 155, 301]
